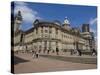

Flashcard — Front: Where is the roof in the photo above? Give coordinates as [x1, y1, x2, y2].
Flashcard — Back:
[23, 19, 87, 39]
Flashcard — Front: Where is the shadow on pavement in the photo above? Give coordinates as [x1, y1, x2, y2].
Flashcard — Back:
[40, 55, 97, 64]
[12, 56, 29, 65]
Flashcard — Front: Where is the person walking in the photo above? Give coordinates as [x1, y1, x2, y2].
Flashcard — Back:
[33, 46, 39, 59]
[56, 47, 59, 55]
[36, 51, 39, 58]
[47, 49, 50, 54]
[32, 50, 35, 58]
[77, 49, 82, 56]
[32, 46, 36, 59]
[70, 49, 74, 55]
[92, 48, 97, 56]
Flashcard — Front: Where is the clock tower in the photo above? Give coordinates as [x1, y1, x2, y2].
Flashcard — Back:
[14, 11, 23, 33]
[62, 17, 71, 30]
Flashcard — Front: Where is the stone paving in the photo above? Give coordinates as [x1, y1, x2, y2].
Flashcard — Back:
[13, 52, 97, 74]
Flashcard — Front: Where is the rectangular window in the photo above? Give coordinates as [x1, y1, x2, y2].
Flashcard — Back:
[41, 27, 43, 33]
[49, 27, 52, 33]
[56, 42, 58, 47]
[56, 29, 58, 34]
[45, 27, 48, 33]
[45, 30, 48, 33]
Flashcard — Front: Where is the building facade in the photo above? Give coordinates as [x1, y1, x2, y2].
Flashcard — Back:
[12, 11, 95, 52]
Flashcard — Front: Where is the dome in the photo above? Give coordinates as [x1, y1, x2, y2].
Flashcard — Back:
[33, 19, 39, 25]
[53, 20, 61, 25]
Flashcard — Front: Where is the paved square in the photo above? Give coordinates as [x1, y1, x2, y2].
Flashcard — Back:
[13, 53, 97, 74]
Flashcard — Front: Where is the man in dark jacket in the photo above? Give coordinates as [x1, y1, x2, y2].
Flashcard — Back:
[77, 49, 82, 56]
[56, 48, 59, 55]
[92, 48, 97, 56]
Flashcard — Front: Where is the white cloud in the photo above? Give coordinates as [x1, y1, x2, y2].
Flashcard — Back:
[14, 1, 27, 6]
[89, 17, 97, 25]
[90, 28, 96, 34]
[90, 28, 97, 42]
[89, 17, 97, 41]
[14, 1, 41, 23]
[94, 36, 97, 40]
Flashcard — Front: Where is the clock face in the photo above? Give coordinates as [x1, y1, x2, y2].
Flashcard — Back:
[34, 19, 39, 25]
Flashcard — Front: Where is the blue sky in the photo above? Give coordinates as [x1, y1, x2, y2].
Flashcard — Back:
[12, 1, 97, 38]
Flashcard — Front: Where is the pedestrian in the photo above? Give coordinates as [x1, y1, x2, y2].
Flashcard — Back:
[38, 49, 41, 53]
[26, 45, 27, 53]
[92, 48, 97, 56]
[32, 50, 34, 54]
[56, 47, 59, 55]
[32, 50, 35, 58]
[47, 49, 50, 54]
[36, 51, 39, 58]
[33, 46, 37, 58]
[70, 49, 74, 55]
[77, 49, 82, 56]
[52, 50, 55, 53]
[32, 46, 39, 59]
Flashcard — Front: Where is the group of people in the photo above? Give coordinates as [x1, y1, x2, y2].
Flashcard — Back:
[31, 48, 97, 59]
[70, 48, 97, 56]
[32, 50, 39, 59]
[43, 48, 59, 55]
[42, 48, 59, 54]
[31, 47, 60, 59]
[15, 45, 97, 58]
[91, 48, 97, 56]
[32, 48, 59, 58]
[70, 49, 81, 56]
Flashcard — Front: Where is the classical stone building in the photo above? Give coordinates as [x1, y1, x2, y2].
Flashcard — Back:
[12, 11, 95, 52]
